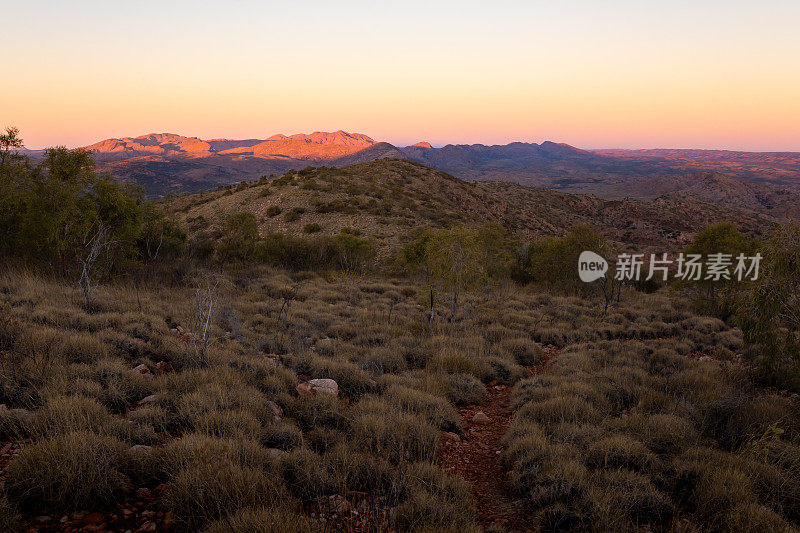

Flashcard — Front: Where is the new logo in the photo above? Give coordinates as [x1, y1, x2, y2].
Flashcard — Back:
[578, 251, 608, 282]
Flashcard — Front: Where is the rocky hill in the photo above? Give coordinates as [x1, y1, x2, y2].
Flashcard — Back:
[168, 159, 776, 253]
[83, 131, 407, 195]
[19, 131, 800, 200]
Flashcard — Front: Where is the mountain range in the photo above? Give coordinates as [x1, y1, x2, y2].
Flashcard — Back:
[16, 131, 800, 206]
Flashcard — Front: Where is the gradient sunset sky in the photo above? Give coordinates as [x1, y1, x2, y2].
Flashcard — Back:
[4, 0, 800, 150]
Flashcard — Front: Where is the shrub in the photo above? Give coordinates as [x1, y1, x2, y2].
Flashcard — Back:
[0, 407, 28, 440]
[0, 496, 21, 533]
[59, 332, 108, 364]
[155, 434, 272, 478]
[284, 207, 305, 222]
[586, 434, 656, 471]
[518, 224, 608, 295]
[279, 448, 336, 501]
[591, 470, 674, 528]
[164, 461, 290, 529]
[217, 211, 260, 262]
[352, 402, 439, 464]
[261, 422, 303, 450]
[201, 507, 317, 533]
[5, 431, 130, 513]
[303, 223, 322, 234]
[396, 462, 478, 532]
[266, 205, 281, 217]
[32, 395, 115, 437]
[499, 337, 544, 366]
[384, 384, 461, 433]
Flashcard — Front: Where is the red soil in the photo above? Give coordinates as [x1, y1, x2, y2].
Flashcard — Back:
[437, 345, 560, 532]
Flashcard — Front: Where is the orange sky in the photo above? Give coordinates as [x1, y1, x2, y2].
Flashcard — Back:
[4, 1, 800, 151]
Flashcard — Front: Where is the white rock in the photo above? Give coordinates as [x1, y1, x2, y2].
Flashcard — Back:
[472, 411, 490, 424]
[309, 378, 338, 396]
[132, 364, 151, 375]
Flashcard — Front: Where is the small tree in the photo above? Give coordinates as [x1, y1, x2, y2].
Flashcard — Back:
[681, 222, 758, 318]
[217, 211, 259, 262]
[521, 225, 609, 295]
[736, 225, 800, 389]
[188, 272, 221, 365]
[398, 225, 500, 324]
[77, 224, 112, 309]
[0, 127, 24, 169]
[428, 226, 487, 320]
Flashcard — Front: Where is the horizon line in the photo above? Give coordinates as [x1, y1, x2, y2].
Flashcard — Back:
[14, 130, 800, 154]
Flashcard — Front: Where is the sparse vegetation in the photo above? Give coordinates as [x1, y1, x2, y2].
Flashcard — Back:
[0, 134, 798, 531]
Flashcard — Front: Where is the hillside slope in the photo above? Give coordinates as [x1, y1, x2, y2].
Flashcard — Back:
[169, 159, 775, 252]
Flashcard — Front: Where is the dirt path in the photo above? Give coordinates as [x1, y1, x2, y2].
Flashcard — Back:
[438, 346, 560, 532]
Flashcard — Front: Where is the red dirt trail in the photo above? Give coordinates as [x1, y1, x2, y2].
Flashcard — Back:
[437, 346, 560, 532]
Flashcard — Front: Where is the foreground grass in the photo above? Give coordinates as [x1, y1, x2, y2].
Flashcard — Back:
[0, 267, 797, 531]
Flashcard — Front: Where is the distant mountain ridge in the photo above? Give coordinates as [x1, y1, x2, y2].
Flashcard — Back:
[15, 131, 800, 200]
[75, 130, 406, 195]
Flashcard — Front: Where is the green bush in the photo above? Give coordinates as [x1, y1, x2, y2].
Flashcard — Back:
[517, 224, 608, 295]
[303, 222, 322, 234]
[217, 211, 260, 262]
[284, 207, 305, 222]
[0, 139, 151, 273]
[266, 205, 281, 217]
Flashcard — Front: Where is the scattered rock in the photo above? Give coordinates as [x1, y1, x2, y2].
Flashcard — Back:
[35, 516, 52, 523]
[699, 355, 713, 362]
[266, 448, 287, 460]
[296, 382, 315, 397]
[472, 411, 490, 424]
[132, 364, 153, 379]
[176, 325, 185, 335]
[129, 444, 152, 454]
[309, 378, 338, 396]
[139, 521, 157, 532]
[262, 353, 280, 366]
[330, 495, 353, 514]
[442, 431, 461, 443]
[155, 361, 173, 373]
[136, 487, 152, 498]
[265, 400, 283, 422]
[84, 512, 104, 525]
[137, 394, 157, 406]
